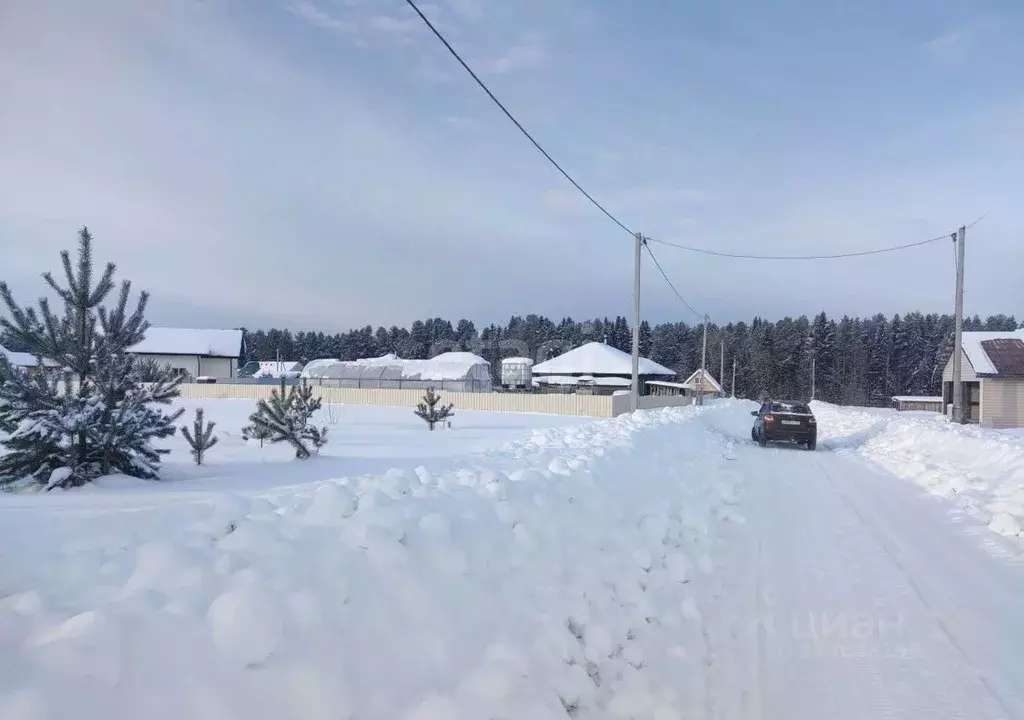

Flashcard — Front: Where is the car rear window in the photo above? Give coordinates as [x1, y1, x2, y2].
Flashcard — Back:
[770, 402, 811, 414]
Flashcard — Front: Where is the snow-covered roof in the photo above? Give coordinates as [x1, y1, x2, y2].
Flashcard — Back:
[129, 327, 244, 358]
[501, 357, 534, 365]
[534, 374, 632, 387]
[962, 330, 1024, 375]
[892, 396, 942, 403]
[679, 368, 724, 394]
[0, 344, 59, 368]
[532, 342, 674, 377]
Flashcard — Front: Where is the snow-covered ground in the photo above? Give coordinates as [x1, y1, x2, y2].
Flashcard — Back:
[3, 399, 1024, 719]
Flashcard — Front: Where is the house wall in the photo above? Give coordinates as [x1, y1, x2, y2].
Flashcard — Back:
[136, 354, 236, 379]
[942, 350, 979, 382]
[981, 378, 1024, 428]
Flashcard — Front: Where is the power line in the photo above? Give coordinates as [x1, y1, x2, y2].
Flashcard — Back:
[402, 0, 634, 236]
[643, 241, 705, 320]
[646, 231, 953, 261]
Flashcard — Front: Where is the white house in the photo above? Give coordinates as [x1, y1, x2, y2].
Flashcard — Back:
[0, 344, 60, 373]
[129, 327, 244, 380]
[941, 329, 1024, 427]
[532, 342, 675, 395]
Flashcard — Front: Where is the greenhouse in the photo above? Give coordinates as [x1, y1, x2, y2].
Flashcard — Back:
[300, 352, 493, 392]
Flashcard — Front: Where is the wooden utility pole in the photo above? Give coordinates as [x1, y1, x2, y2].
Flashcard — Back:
[719, 339, 724, 393]
[951, 225, 966, 423]
[631, 232, 643, 412]
[697, 315, 708, 405]
[731, 357, 737, 398]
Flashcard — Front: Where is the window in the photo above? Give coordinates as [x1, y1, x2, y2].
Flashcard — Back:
[770, 401, 810, 414]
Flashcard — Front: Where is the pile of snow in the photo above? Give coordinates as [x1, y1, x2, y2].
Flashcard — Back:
[0, 403, 747, 719]
[811, 402, 1024, 541]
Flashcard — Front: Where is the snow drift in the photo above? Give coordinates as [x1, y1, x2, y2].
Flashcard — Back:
[811, 402, 1024, 541]
[0, 404, 747, 719]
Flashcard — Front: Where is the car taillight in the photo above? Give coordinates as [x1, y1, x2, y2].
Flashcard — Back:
[808, 417, 816, 424]
[764, 415, 774, 423]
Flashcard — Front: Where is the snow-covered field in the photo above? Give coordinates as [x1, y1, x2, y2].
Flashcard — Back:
[3, 398, 1024, 719]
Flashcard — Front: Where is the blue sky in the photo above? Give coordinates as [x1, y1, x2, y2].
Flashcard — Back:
[1, 0, 1021, 332]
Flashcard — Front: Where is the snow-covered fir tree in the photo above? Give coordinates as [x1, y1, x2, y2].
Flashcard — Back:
[415, 387, 454, 430]
[0, 227, 183, 489]
[181, 407, 218, 465]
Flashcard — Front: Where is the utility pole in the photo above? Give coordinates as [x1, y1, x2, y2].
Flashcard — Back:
[811, 357, 816, 401]
[731, 357, 737, 398]
[697, 314, 708, 405]
[951, 225, 966, 423]
[719, 339, 724, 394]
[631, 232, 643, 412]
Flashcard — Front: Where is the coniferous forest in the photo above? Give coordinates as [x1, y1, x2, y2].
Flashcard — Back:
[243, 312, 1020, 406]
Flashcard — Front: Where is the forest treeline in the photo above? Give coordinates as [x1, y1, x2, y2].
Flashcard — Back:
[242, 312, 1020, 406]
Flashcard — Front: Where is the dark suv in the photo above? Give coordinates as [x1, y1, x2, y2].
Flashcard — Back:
[751, 400, 817, 450]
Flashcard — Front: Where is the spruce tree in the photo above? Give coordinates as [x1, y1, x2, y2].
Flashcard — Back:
[0, 227, 183, 488]
[181, 407, 218, 465]
[415, 386, 454, 430]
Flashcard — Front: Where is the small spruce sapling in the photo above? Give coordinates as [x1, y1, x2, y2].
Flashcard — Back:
[181, 407, 218, 465]
[415, 386, 454, 431]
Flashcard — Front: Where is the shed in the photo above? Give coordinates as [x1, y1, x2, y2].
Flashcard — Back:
[677, 368, 725, 398]
[891, 396, 943, 413]
[941, 330, 1024, 427]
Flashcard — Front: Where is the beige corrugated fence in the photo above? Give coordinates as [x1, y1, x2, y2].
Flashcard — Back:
[174, 383, 619, 418]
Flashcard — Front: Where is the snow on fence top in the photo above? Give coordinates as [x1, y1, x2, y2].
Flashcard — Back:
[892, 396, 942, 403]
[129, 327, 244, 358]
[532, 341, 675, 377]
[500, 356, 534, 365]
[301, 351, 493, 385]
[962, 329, 1024, 376]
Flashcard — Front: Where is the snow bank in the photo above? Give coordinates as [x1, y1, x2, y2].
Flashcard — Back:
[815, 404, 1024, 542]
[0, 404, 746, 719]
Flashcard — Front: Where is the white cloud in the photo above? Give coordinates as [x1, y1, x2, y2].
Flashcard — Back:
[487, 40, 546, 75]
[921, 18, 997, 69]
[286, 0, 356, 33]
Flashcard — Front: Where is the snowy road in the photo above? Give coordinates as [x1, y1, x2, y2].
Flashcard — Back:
[700, 410, 1024, 720]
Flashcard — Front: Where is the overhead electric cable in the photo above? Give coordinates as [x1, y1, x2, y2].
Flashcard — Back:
[645, 232, 952, 261]
[402, 0, 634, 236]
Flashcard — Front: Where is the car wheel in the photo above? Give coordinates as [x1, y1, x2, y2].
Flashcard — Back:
[751, 427, 757, 442]
[806, 437, 817, 451]
[758, 430, 767, 448]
